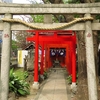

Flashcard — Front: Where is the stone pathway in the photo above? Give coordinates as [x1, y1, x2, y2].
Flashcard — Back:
[17, 68, 77, 100]
[34, 68, 69, 100]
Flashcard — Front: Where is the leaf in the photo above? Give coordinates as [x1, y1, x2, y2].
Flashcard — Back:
[18, 89, 27, 96]
[9, 83, 17, 93]
[11, 81, 14, 84]
[10, 68, 14, 80]
[25, 89, 30, 95]
[9, 69, 30, 96]
[24, 71, 28, 79]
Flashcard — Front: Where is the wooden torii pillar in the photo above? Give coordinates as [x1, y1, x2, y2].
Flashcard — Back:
[32, 31, 39, 89]
[71, 41, 76, 85]
[40, 42, 44, 79]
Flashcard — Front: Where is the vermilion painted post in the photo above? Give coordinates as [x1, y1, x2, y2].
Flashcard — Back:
[48, 47, 50, 68]
[65, 46, 69, 73]
[65, 47, 67, 70]
[34, 31, 39, 82]
[71, 42, 76, 83]
[46, 46, 49, 69]
[66, 45, 70, 74]
[40, 42, 44, 75]
[45, 45, 47, 70]
[69, 44, 72, 75]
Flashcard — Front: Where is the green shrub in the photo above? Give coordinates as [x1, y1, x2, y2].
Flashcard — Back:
[9, 68, 30, 96]
[67, 73, 78, 84]
[43, 71, 48, 79]
[67, 75, 72, 84]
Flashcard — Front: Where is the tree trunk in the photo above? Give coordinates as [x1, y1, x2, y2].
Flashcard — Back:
[77, 31, 89, 100]
[93, 31, 99, 78]
[93, 31, 100, 99]
[77, 31, 99, 100]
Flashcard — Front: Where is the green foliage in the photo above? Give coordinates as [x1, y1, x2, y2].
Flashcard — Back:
[67, 73, 78, 84]
[24, 71, 29, 79]
[67, 75, 72, 84]
[31, 15, 44, 23]
[15, 69, 28, 80]
[31, 15, 59, 23]
[95, 15, 100, 20]
[9, 68, 30, 96]
[74, 14, 80, 18]
[63, 0, 100, 3]
[52, 15, 59, 23]
[12, 40, 18, 50]
[63, 0, 81, 4]
[95, 0, 100, 2]
[43, 71, 48, 79]
[14, 68, 24, 80]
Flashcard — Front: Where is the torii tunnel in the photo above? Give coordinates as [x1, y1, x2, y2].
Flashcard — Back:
[26, 30, 76, 85]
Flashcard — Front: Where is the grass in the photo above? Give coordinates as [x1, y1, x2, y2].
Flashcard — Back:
[14, 68, 25, 80]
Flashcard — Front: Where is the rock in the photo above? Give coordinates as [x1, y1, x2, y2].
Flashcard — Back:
[26, 74, 34, 84]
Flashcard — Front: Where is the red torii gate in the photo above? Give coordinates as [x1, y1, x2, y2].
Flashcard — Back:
[26, 30, 76, 89]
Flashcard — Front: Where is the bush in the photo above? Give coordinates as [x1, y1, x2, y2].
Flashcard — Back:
[67, 73, 78, 84]
[9, 68, 30, 96]
[67, 75, 72, 84]
[43, 71, 48, 79]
